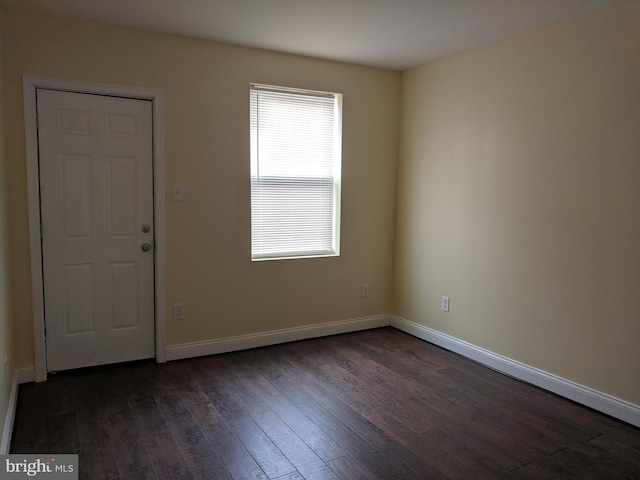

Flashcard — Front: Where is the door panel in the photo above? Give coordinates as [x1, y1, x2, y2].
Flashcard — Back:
[59, 154, 94, 239]
[108, 261, 139, 330]
[62, 263, 95, 334]
[107, 156, 138, 238]
[38, 89, 155, 371]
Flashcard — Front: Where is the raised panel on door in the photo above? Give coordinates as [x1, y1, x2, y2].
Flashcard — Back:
[106, 113, 136, 138]
[38, 88, 155, 372]
[57, 109, 91, 135]
[62, 263, 95, 334]
[58, 154, 94, 240]
[108, 261, 139, 330]
[107, 156, 138, 238]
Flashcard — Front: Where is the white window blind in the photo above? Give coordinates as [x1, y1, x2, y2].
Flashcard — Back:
[250, 84, 342, 260]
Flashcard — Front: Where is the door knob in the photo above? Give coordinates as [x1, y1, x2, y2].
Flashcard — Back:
[141, 243, 152, 252]
[141, 224, 151, 233]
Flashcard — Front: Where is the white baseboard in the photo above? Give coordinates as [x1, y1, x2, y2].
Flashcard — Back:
[6, 315, 637, 442]
[16, 367, 35, 385]
[390, 315, 640, 428]
[1, 367, 34, 454]
[0, 376, 17, 454]
[166, 314, 392, 361]
[167, 314, 640, 427]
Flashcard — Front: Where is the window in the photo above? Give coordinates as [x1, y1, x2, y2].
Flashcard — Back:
[250, 84, 342, 261]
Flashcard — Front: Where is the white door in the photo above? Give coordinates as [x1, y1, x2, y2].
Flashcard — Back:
[38, 89, 155, 371]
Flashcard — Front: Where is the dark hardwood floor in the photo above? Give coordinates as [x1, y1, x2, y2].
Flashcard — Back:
[11, 327, 640, 479]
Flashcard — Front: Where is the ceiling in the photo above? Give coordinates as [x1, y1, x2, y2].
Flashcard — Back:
[1, 0, 614, 71]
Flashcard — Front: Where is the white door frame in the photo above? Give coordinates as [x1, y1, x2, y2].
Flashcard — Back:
[23, 75, 167, 382]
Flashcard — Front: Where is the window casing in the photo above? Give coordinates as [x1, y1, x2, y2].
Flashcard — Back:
[250, 84, 342, 261]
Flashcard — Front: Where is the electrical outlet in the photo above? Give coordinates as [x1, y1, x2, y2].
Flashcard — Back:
[361, 284, 369, 298]
[173, 303, 185, 320]
[441, 296, 450, 312]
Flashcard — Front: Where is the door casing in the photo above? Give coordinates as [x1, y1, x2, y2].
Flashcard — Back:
[23, 75, 167, 381]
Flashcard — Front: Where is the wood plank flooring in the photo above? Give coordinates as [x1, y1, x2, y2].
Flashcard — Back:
[11, 327, 640, 479]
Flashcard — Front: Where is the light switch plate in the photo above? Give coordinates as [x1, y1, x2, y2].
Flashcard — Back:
[172, 184, 184, 201]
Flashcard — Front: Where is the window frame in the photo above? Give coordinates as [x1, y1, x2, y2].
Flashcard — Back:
[250, 83, 342, 261]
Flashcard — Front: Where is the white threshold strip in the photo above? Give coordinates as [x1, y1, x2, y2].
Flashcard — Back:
[4, 313, 638, 450]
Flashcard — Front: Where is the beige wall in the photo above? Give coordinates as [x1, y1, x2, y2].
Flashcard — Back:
[1, 8, 400, 366]
[2, 0, 638, 412]
[394, 0, 640, 404]
[0, 6, 15, 445]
